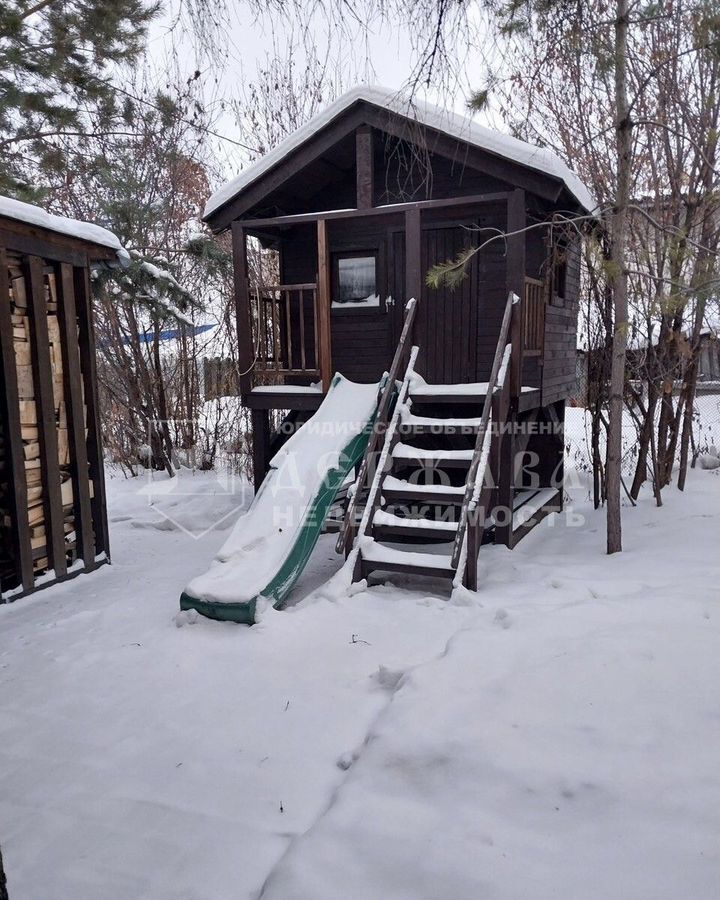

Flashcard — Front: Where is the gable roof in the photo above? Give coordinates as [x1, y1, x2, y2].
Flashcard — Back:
[0, 195, 129, 262]
[205, 85, 597, 220]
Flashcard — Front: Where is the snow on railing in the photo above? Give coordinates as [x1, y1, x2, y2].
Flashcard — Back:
[355, 345, 420, 543]
[336, 297, 418, 555]
[450, 292, 518, 582]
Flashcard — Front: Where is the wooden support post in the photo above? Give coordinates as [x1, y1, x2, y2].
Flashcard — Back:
[232, 221, 254, 395]
[251, 408, 271, 493]
[510, 299, 523, 401]
[316, 218, 333, 392]
[356, 125, 374, 209]
[465, 519, 480, 591]
[57, 263, 94, 568]
[0, 248, 34, 593]
[489, 390, 502, 510]
[74, 266, 110, 563]
[552, 400, 565, 508]
[492, 375, 514, 548]
[26, 255, 66, 578]
[495, 408, 516, 549]
[507, 189, 526, 399]
[405, 207, 422, 304]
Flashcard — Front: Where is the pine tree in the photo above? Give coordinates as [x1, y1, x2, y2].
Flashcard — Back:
[0, 0, 160, 197]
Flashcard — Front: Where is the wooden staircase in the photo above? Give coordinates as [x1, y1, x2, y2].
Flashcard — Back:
[336, 293, 563, 592]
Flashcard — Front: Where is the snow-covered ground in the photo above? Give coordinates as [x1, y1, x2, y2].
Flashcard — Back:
[1, 424, 719, 899]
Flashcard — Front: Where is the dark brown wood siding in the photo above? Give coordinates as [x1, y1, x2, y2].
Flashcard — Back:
[416, 221, 479, 383]
[475, 205, 509, 382]
[374, 139, 512, 205]
[329, 217, 390, 383]
[281, 219, 394, 383]
[279, 203, 519, 386]
[277, 202, 581, 395]
[542, 238, 580, 404]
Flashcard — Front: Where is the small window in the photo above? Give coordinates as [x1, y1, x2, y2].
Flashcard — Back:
[333, 252, 379, 307]
[551, 241, 568, 303]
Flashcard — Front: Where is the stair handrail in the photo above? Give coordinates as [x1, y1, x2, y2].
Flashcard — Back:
[336, 297, 419, 555]
[451, 291, 520, 574]
[355, 345, 420, 544]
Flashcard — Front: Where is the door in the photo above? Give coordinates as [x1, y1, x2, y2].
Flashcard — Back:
[388, 222, 479, 384]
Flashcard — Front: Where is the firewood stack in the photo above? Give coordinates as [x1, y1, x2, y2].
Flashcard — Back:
[2, 254, 84, 586]
[0, 409, 10, 586]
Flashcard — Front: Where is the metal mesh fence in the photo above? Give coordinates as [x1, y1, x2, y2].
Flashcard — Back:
[565, 372, 720, 477]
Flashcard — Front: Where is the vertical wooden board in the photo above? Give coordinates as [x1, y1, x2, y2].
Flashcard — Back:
[395, 230, 407, 344]
[74, 265, 110, 563]
[446, 228, 457, 382]
[386, 228, 406, 353]
[316, 219, 333, 391]
[251, 408, 271, 492]
[495, 411, 516, 549]
[405, 209, 422, 373]
[507, 190, 526, 398]
[231, 222, 254, 394]
[449, 228, 460, 383]
[438, 228, 448, 382]
[57, 263, 94, 567]
[420, 227, 431, 379]
[356, 126, 374, 209]
[464, 230, 477, 382]
[405, 208, 422, 307]
[467, 228, 479, 383]
[431, 228, 442, 381]
[385, 226, 396, 361]
[0, 248, 34, 593]
[26, 255, 67, 577]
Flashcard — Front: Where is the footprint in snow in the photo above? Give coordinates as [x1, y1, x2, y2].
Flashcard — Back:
[493, 608, 511, 629]
[336, 751, 357, 771]
[371, 665, 405, 692]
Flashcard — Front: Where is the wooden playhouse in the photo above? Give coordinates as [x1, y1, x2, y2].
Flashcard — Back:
[202, 87, 594, 591]
[0, 198, 122, 601]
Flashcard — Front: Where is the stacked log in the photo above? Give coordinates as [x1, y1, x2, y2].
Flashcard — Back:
[0, 407, 12, 586]
[3, 254, 81, 583]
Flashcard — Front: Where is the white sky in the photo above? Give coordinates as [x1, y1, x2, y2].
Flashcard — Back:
[146, 1, 488, 186]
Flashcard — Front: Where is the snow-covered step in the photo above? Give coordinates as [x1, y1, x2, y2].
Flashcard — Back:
[381, 475, 466, 506]
[392, 442, 474, 469]
[359, 539, 455, 579]
[407, 375, 537, 405]
[398, 408, 483, 435]
[372, 509, 458, 542]
[407, 373, 488, 404]
[409, 387, 488, 405]
[512, 487, 562, 529]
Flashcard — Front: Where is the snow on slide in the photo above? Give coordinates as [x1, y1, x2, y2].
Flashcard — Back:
[180, 375, 380, 624]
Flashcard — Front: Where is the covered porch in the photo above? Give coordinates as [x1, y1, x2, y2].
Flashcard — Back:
[233, 189, 548, 413]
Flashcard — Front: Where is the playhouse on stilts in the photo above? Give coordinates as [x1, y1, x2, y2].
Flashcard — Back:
[181, 86, 593, 622]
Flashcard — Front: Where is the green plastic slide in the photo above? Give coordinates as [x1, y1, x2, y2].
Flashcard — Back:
[179, 375, 380, 625]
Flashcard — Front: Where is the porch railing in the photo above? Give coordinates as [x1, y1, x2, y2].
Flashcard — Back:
[451, 291, 518, 590]
[335, 297, 419, 557]
[254, 283, 320, 380]
[522, 276, 545, 355]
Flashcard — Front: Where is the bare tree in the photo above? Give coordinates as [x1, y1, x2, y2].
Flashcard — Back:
[0, 844, 8, 900]
[606, 0, 631, 552]
[470, 0, 720, 549]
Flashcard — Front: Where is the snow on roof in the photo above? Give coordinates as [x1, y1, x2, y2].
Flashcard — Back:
[205, 85, 597, 219]
[0, 195, 129, 262]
